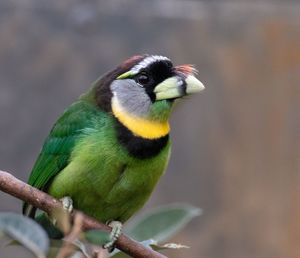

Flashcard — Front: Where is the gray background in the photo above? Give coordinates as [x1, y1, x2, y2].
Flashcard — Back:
[1, 1, 300, 257]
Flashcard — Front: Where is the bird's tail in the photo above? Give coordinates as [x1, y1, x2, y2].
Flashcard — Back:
[22, 203, 37, 218]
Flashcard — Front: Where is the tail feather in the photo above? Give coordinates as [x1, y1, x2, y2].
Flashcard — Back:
[22, 203, 37, 218]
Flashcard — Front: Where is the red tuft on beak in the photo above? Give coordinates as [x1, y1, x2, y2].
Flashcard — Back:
[175, 64, 198, 76]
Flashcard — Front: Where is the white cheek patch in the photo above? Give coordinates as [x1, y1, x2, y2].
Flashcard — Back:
[130, 55, 170, 75]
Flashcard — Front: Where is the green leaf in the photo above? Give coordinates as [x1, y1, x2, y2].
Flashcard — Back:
[84, 229, 111, 246]
[125, 203, 201, 242]
[0, 212, 49, 258]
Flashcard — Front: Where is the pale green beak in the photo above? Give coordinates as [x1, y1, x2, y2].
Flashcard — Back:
[154, 75, 205, 101]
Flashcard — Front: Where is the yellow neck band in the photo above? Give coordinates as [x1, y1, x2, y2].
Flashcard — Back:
[111, 97, 170, 139]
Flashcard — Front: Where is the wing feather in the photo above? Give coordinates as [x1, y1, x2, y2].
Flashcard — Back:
[23, 100, 97, 216]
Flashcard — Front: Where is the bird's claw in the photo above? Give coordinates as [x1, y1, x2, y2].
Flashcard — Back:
[103, 220, 122, 252]
[60, 196, 73, 213]
[50, 196, 73, 225]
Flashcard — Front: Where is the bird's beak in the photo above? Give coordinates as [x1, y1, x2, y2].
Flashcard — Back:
[154, 70, 205, 101]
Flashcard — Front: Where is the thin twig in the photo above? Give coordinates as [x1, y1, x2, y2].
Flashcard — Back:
[0, 170, 167, 258]
[56, 212, 84, 258]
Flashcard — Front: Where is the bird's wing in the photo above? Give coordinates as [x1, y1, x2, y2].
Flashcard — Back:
[23, 100, 97, 217]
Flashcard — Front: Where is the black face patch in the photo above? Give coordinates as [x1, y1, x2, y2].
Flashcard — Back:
[133, 60, 174, 102]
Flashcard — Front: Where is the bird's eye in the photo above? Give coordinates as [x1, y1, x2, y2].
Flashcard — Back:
[136, 73, 150, 86]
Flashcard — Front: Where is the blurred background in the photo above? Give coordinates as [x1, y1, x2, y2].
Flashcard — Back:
[1, 0, 300, 257]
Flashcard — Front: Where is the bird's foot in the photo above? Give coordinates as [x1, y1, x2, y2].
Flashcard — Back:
[103, 220, 122, 252]
[60, 196, 73, 213]
[51, 196, 73, 225]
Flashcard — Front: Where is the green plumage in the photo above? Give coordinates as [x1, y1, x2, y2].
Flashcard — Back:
[23, 54, 204, 226]
[24, 93, 170, 223]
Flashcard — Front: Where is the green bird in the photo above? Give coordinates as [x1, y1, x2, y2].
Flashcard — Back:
[23, 54, 204, 247]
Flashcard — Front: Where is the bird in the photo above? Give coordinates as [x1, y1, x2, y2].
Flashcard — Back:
[23, 54, 205, 248]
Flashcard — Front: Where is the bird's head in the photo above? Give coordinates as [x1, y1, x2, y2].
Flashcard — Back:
[90, 55, 205, 139]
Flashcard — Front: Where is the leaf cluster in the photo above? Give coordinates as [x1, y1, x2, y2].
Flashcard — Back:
[0, 204, 201, 258]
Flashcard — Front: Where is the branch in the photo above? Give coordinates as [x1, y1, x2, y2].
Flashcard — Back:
[0, 170, 167, 258]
